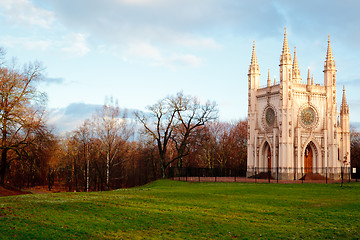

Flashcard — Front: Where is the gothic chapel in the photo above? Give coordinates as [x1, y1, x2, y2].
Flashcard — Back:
[247, 29, 350, 179]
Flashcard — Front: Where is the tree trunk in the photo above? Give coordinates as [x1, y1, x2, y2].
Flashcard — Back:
[159, 151, 167, 179]
[161, 163, 166, 179]
[86, 144, 89, 192]
[0, 148, 8, 185]
[86, 156, 89, 192]
[106, 151, 110, 190]
[0, 120, 7, 185]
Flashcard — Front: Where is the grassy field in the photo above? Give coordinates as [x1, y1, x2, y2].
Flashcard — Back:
[0, 180, 359, 239]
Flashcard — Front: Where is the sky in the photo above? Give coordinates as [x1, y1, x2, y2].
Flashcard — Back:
[0, 0, 360, 133]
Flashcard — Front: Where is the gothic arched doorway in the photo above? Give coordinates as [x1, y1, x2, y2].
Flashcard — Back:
[264, 142, 271, 172]
[304, 144, 313, 173]
[267, 147, 271, 171]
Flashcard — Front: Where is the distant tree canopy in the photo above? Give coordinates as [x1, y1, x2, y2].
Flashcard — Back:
[0, 47, 250, 190]
[48, 92, 247, 190]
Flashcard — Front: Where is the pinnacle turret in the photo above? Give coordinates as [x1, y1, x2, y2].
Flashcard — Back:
[340, 85, 349, 115]
[307, 68, 311, 85]
[249, 41, 260, 75]
[280, 27, 292, 65]
[267, 69, 271, 86]
[324, 35, 336, 71]
[292, 47, 301, 83]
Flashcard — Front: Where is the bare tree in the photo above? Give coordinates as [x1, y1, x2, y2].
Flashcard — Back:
[136, 92, 218, 178]
[170, 92, 218, 167]
[93, 102, 132, 190]
[136, 98, 177, 178]
[73, 119, 93, 192]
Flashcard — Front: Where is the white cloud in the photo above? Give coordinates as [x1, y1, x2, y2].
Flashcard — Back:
[44, 77, 65, 86]
[174, 35, 221, 49]
[124, 42, 202, 68]
[37, 0, 224, 63]
[0, 36, 51, 51]
[47, 103, 138, 134]
[126, 42, 162, 60]
[61, 33, 90, 57]
[118, 0, 161, 6]
[46, 103, 100, 134]
[164, 54, 202, 68]
[0, 0, 55, 28]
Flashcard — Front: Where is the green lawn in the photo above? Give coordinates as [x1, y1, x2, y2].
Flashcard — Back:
[0, 180, 359, 239]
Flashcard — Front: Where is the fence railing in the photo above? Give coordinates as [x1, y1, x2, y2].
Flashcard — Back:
[168, 167, 359, 184]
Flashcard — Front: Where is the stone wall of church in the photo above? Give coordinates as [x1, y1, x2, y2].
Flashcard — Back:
[246, 30, 350, 180]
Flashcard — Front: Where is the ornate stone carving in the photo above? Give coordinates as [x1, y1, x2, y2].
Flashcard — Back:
[299, 104, 319, 130]
[262, 105, 277, 131]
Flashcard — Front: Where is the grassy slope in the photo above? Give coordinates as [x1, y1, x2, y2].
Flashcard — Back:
[0, 180, 359, 239]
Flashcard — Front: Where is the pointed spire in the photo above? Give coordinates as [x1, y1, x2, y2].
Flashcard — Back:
[249, 40, 260, 75]
[311, 75, 314, 85]
[342, 86, 347, 105]
[292, 46, 301, 83]
[307, 67, 311, 85]
[267, 69, 271, 86]
[324, 35, 336, 71]
[280, 27, 292, 65]
[274, 76, 276, 85]
[341, 85, 349, 115]
[251, 41, 257, 65]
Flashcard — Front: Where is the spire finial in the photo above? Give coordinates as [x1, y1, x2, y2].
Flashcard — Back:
[267, 69, 271, 86]
[251, 40, 257, 65]
[249, 40, 260, 75]
[292, 46, 301, 83]
[341, 85, 349, 115]
[280, 27, 291, 65]
[307, 67, 311, 85]
[325, 35, 335, 70]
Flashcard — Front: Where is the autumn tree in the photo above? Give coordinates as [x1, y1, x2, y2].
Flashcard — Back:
[136, 92, 218, 178]
[73, 120, 93, 192]
[93, 102, 133, 190]
[350, 126, 360, 170]
[20, 128, 56, 188]
[193, 120, 247, 172]
[0, 49, 47, 185]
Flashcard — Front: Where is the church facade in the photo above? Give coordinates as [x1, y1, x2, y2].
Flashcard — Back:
[247, 29, 350, 180]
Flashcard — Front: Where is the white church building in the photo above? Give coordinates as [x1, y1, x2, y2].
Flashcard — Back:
[247, 29, 350, 180]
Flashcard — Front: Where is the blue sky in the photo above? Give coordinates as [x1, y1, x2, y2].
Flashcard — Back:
[1, 0, 360, 132]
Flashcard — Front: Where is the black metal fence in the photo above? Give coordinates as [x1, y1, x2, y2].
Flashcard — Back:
[168, 166, 359, 184]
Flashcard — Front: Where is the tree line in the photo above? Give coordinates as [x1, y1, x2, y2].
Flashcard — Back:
[1, 49, 359, 191]
[0, 49, 249, 190]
